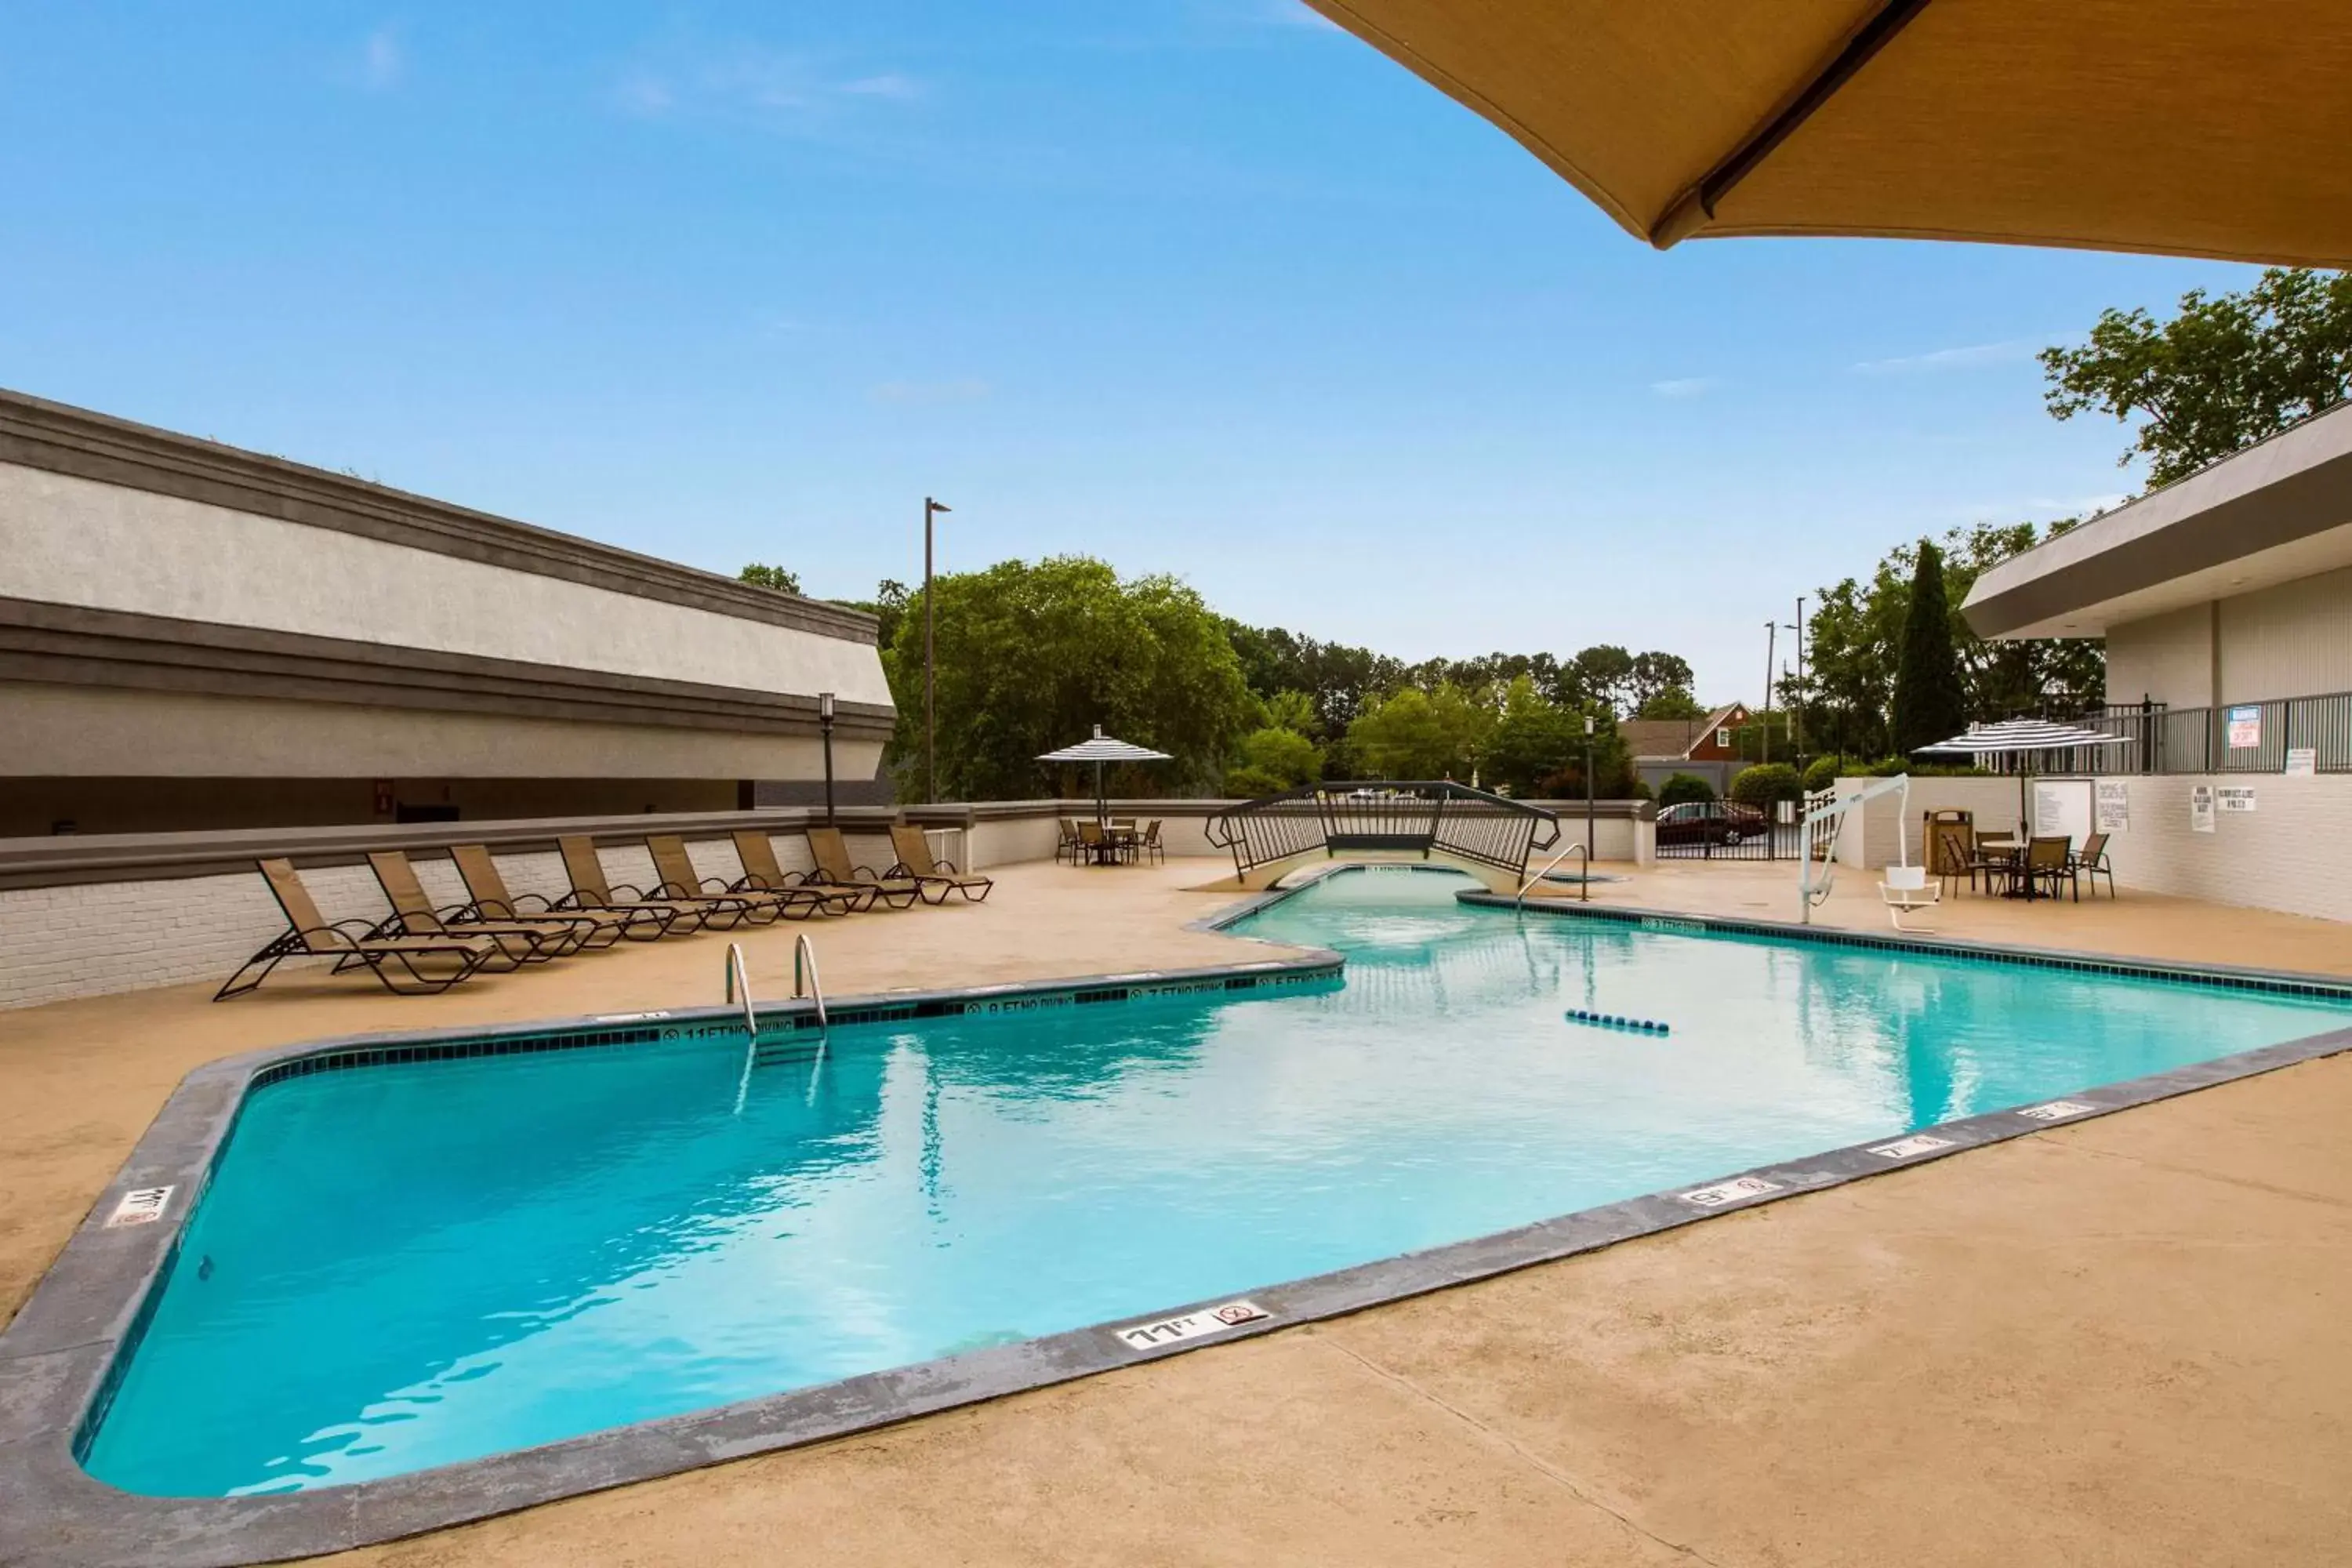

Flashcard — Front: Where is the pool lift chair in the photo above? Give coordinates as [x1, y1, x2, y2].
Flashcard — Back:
[1798, 774, 1927, 928]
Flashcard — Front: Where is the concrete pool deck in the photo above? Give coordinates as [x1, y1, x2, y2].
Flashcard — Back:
[5, 858, 2350, 1564]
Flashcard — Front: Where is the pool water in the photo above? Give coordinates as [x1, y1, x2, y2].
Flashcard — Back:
[85, 869, 2352, 1495]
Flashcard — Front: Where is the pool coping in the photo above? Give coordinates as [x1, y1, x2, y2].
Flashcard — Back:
[5, 894, 2352, 1565]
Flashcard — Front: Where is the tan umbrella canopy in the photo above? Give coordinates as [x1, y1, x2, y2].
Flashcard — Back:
[1305, 0, 2352, 267]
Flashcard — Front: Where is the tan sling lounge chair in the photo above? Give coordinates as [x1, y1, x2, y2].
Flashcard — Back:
[647, 834, 830, 924]
[216, 858, 498, 1000]
[805, 826, 923, 909]
[450, 843, 666, 943]
[887, 824, 993, 903]
[365, 849, 593, 966]
[557, 837, 746, 934]
[728, 830, 866, 914]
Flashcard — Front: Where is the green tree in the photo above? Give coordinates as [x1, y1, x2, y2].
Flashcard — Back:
[738, 562, 803, 595]
[1484, 676, 1579, 797]
[1635, 688, 1706, 721]
[2041, 267, 2352, 488]
[1225, 727, 1323, 797]
[1564, 644, 1636, 714]
[1345, 683, 1494, 780]
[1657, 771, 1715, 807]
[889, 557, 1254, 800]
[1628, 651, 1695, 712]
[1258, 688, 1319, 735]
[1889, 540, 1969, 755]
[1730, 763, 1804, 808]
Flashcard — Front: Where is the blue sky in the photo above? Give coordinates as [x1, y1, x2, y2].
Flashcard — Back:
[0, 1, 2262, 702]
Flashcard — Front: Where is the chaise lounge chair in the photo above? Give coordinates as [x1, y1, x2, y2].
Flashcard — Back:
[450, 843, 667, 943]
[887, 823, 993, 903]
[647, 834, 833, 924]
[216, 858, 499, 1000]
[728, 829, 867, 914]
[365, 849, 596, 966]
[556, 836, 748, 935]
[805, 826, 924, 909]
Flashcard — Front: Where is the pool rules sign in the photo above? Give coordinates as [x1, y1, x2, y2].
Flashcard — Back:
[2190, 785, 2216, 833]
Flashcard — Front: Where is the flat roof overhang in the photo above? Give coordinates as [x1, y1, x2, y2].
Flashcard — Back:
[1961, 403, 2352, 641]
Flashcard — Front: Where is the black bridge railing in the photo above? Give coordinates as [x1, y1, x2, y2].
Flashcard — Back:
[1205, 783, 1561, 880]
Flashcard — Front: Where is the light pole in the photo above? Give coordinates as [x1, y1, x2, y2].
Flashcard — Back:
[818, 691, 837, 827]
[1761, 621, 1777, 764]
[1773, 617, 1800, 768]
[923, 498, 951, 804]
[1792, 596, 1807, 766]
[1584, 713, 1596, 865]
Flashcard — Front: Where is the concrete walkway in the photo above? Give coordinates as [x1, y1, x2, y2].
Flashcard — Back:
[5, 858, 2350, 1565]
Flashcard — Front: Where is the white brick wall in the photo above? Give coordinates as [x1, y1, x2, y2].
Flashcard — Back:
[0, 832, 839, 1011]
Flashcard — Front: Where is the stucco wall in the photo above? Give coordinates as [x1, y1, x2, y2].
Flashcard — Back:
[0, 682, 882, 784]
[0, 461, 889, 704]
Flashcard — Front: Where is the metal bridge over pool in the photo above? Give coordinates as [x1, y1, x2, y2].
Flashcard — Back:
[1204, 783, 1560, 887]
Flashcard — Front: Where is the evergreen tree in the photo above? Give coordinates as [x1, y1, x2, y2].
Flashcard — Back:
[1889, 540, 1968, 754]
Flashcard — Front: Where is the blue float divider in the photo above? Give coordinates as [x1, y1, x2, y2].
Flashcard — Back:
[1564, 1007, 1670, 1036]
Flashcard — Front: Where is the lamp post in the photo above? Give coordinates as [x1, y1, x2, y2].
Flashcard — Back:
[1584, 713, 1596, 864]
[1761, 620, 1777, 764]
[1791, 595, 1807, 767]
[818, 691, 837, 827]
[923, 497, 951, 804]
[1773, 618, 1800, 768]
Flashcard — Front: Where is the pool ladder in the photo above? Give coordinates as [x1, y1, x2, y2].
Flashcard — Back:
[728, 937, 829, 1112]
[1516, 842, 1589, 909]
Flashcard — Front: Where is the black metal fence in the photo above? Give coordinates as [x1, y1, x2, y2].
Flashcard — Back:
[1653, 798, 1805, 860]
[1205, 783, 1560, 879]
[2076, 694, 2352, 775]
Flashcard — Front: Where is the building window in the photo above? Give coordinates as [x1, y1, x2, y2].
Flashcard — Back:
[1716, 727, 1731, 749]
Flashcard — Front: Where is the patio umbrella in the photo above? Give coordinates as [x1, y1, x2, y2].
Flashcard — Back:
[1303, 0, 2352, 267]
[1037, 725, 1172, 828]
[1915, 718, 2133, 837]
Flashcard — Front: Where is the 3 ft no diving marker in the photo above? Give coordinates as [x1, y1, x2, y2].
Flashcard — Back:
[1565, 1007, 1670, 1035]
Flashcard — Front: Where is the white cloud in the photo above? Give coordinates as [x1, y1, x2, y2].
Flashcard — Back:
[614, 45, 924, 127]
[1853, 339, 2040, 376]
[1650, 376, 1720, 399]
[362, 27, 403, 90]
[873, 378, 992, 405]
[840, 72, 923, 101]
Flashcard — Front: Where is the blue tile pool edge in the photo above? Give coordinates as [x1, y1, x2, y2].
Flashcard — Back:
[5, 919, 2351, 1566]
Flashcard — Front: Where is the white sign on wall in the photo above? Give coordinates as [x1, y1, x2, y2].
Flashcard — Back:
[2033, 779, 2092, 842]
[2285, 747, 2317, 776]
[2190, 785, 2216, 833]
[2094, 780, 2130, 833]
[2227, 706, 2263, 749]
[2217, 786, 2257, 814]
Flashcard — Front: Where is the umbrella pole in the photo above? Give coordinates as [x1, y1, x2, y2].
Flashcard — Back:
[1096, 761, 1106, 829]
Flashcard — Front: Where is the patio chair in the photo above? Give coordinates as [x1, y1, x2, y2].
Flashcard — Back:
[2069, 832, 2116, 898]
[728, 829, 866, 915]
[216, 858, 499, 1000]
[1054, 817, 1083, 865]
[1076, 821, 1108, 865]
[2019, 836, 2076, 902]
[646, 834, 827, 924]
[556, 836, 742, 934]
[1136, 819, 1165, 866]
[365, 849, 597, 966]
[1878, 863, 1940, 932]
[450, 843, 668, 943]
[804, 826, 923, 909]
[887, 823, 993, 902]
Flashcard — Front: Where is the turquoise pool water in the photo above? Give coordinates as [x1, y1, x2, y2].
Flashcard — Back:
[85, 869, 2352, 1495]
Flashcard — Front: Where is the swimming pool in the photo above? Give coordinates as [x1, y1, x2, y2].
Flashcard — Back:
[72, 870, 2352, 1500]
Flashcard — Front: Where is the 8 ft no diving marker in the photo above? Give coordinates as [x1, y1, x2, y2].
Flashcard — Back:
[1565, 1008, 1670, 1036]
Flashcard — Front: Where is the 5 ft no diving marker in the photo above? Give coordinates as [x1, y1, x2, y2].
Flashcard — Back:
[1565, 1007, 1670, 1036]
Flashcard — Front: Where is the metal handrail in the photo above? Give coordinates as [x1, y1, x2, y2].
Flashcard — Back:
[724, 942, 757, 1039]
[793, 931, 828, 1033]
[1515, 842, 1589, 909]
[1206, 782, 1561, 880]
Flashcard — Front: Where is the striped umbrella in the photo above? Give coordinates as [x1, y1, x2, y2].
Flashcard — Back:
[1038, 726, 1173, 827]
[1916, 718, 2133, 836]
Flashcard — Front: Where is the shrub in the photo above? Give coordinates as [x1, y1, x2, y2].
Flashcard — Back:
[1801, 755, 1850, 793]
[1657, 772, 1715, 808]
[1730, 762, 1805, 807]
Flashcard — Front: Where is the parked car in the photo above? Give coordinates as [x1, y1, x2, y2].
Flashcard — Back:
[1654, 800, 1770, 847]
